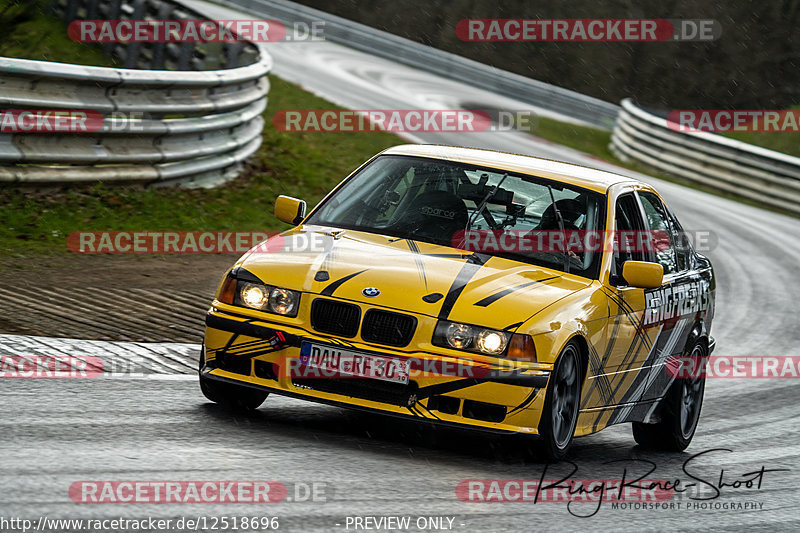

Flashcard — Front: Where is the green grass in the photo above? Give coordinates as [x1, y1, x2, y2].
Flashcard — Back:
[0, 76, 403, 259]
[0, 0, 116, 66]
[722, 107, 800, 158]
[532, 117, 614, 159]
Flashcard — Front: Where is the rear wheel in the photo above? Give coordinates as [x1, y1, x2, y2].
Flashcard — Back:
[198, 347, 268, 411]
[632, 336, 706, 450]
[537, 342, 582, 461]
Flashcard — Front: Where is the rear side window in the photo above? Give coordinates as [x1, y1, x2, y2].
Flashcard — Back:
[666, 206, 694, 272]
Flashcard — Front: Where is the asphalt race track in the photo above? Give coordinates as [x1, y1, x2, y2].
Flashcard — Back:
[1, 1, 799, 531]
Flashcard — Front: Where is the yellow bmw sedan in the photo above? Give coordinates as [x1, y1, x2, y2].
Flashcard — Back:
[200, 145, 715, 460]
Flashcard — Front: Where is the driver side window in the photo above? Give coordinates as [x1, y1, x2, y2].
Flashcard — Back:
[638, 191, 677, 276]
[613, 194, 646, 281]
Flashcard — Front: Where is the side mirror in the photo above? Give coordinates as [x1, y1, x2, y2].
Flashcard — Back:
[622, 260, 663, 289]
[274, 195, 307, 225]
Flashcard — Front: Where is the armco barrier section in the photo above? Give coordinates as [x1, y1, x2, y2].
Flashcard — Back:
[0, 0, 271, 187]
[611, 99, 800, 216]
[209, 0, 620, 130]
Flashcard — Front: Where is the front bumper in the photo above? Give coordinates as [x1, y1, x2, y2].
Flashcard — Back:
[202, 308, 552, 434]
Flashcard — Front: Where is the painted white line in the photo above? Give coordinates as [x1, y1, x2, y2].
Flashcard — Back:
[0, 334, 200, 376]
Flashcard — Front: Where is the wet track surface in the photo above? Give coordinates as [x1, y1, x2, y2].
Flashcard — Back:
[2, 375, 798, 531]
[1, 1, 799, 531]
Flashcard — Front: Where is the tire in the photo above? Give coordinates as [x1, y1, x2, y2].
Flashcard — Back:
[198, 346, 268, 411]
[632, 335, 706, 451]
[537, 342, 582, 461]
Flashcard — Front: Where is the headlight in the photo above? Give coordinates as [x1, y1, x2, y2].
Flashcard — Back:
[476, 329, 508, 355]
[446, 322, 474, 349]
[222, 277, 300, 317]
[433, 320, 510, 356]
[240, 282, 268, 309]
[269, 287, 298, 315]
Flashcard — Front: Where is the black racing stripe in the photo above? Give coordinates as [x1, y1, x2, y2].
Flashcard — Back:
[604, 288, 649, 343]
[612, 320, 688, 415]
[206, 315, 299, 345]
[416, 378, 483, 399]
[206, 337, 266, 356]
[320, 269, 368, 296]
[405, 240, 428, 290]
[423, 253, 472, 259]
[594, 350, 616, 405]
[587, 315, 622, 406]
[504, 321, 524, 331]
[407, 405, 423, 417]
[473, 276, 557, 307]
[604, 289, 654, 353]
[437, 253, 489, 320]
[580, 342, 615, 410]
[224, 344, 283, 357]
[598, 334, 648, 429]
[603, 288, 637, 324]
[590, 332, 647, 432]
[418, 402, 441, 420]
[507, 388, 541, 415]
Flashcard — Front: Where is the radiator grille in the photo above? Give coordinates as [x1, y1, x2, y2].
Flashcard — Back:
[310, 298, 360, 337]
[361, 309, 416, 347]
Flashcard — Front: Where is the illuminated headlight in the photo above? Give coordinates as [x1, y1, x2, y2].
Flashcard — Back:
[476, 329, 508, 355]
[433, 321, 510, 356]
[240, 282, 268, 309]
[233, 280, 300, 317]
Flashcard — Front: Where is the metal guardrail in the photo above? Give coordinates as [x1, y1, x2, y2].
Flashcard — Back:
[209, 0, 620, 130]
[610, 98, 800, 215]
[0, 0, 271, 188]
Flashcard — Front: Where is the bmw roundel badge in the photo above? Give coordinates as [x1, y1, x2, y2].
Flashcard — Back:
[362, 287, 381, 297]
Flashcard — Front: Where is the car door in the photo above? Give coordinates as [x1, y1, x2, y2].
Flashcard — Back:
[636, 190, 704, 402]
[581, 192, 654, 415]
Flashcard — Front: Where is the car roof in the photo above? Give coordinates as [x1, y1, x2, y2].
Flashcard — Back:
[381, 144, 638, 193]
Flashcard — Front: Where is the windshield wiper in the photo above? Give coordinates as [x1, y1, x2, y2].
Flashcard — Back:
[547, 184, 570, 274]
[466, 172, 509, 230]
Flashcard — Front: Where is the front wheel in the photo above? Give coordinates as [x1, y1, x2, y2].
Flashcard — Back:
[198, 347, 268, 411]
[537, 342, 582, 461]
[632, 337, 706, 451]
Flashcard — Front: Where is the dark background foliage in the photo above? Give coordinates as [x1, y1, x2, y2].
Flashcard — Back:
[294, 0, 799, 109]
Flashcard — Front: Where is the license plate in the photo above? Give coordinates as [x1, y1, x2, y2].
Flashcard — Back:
[299, 342, 410, 385]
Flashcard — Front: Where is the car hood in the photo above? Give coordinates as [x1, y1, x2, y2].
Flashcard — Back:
[236, 226, 592, 330]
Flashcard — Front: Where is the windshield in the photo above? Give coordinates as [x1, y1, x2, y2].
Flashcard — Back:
[306, 155, 606, 278]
